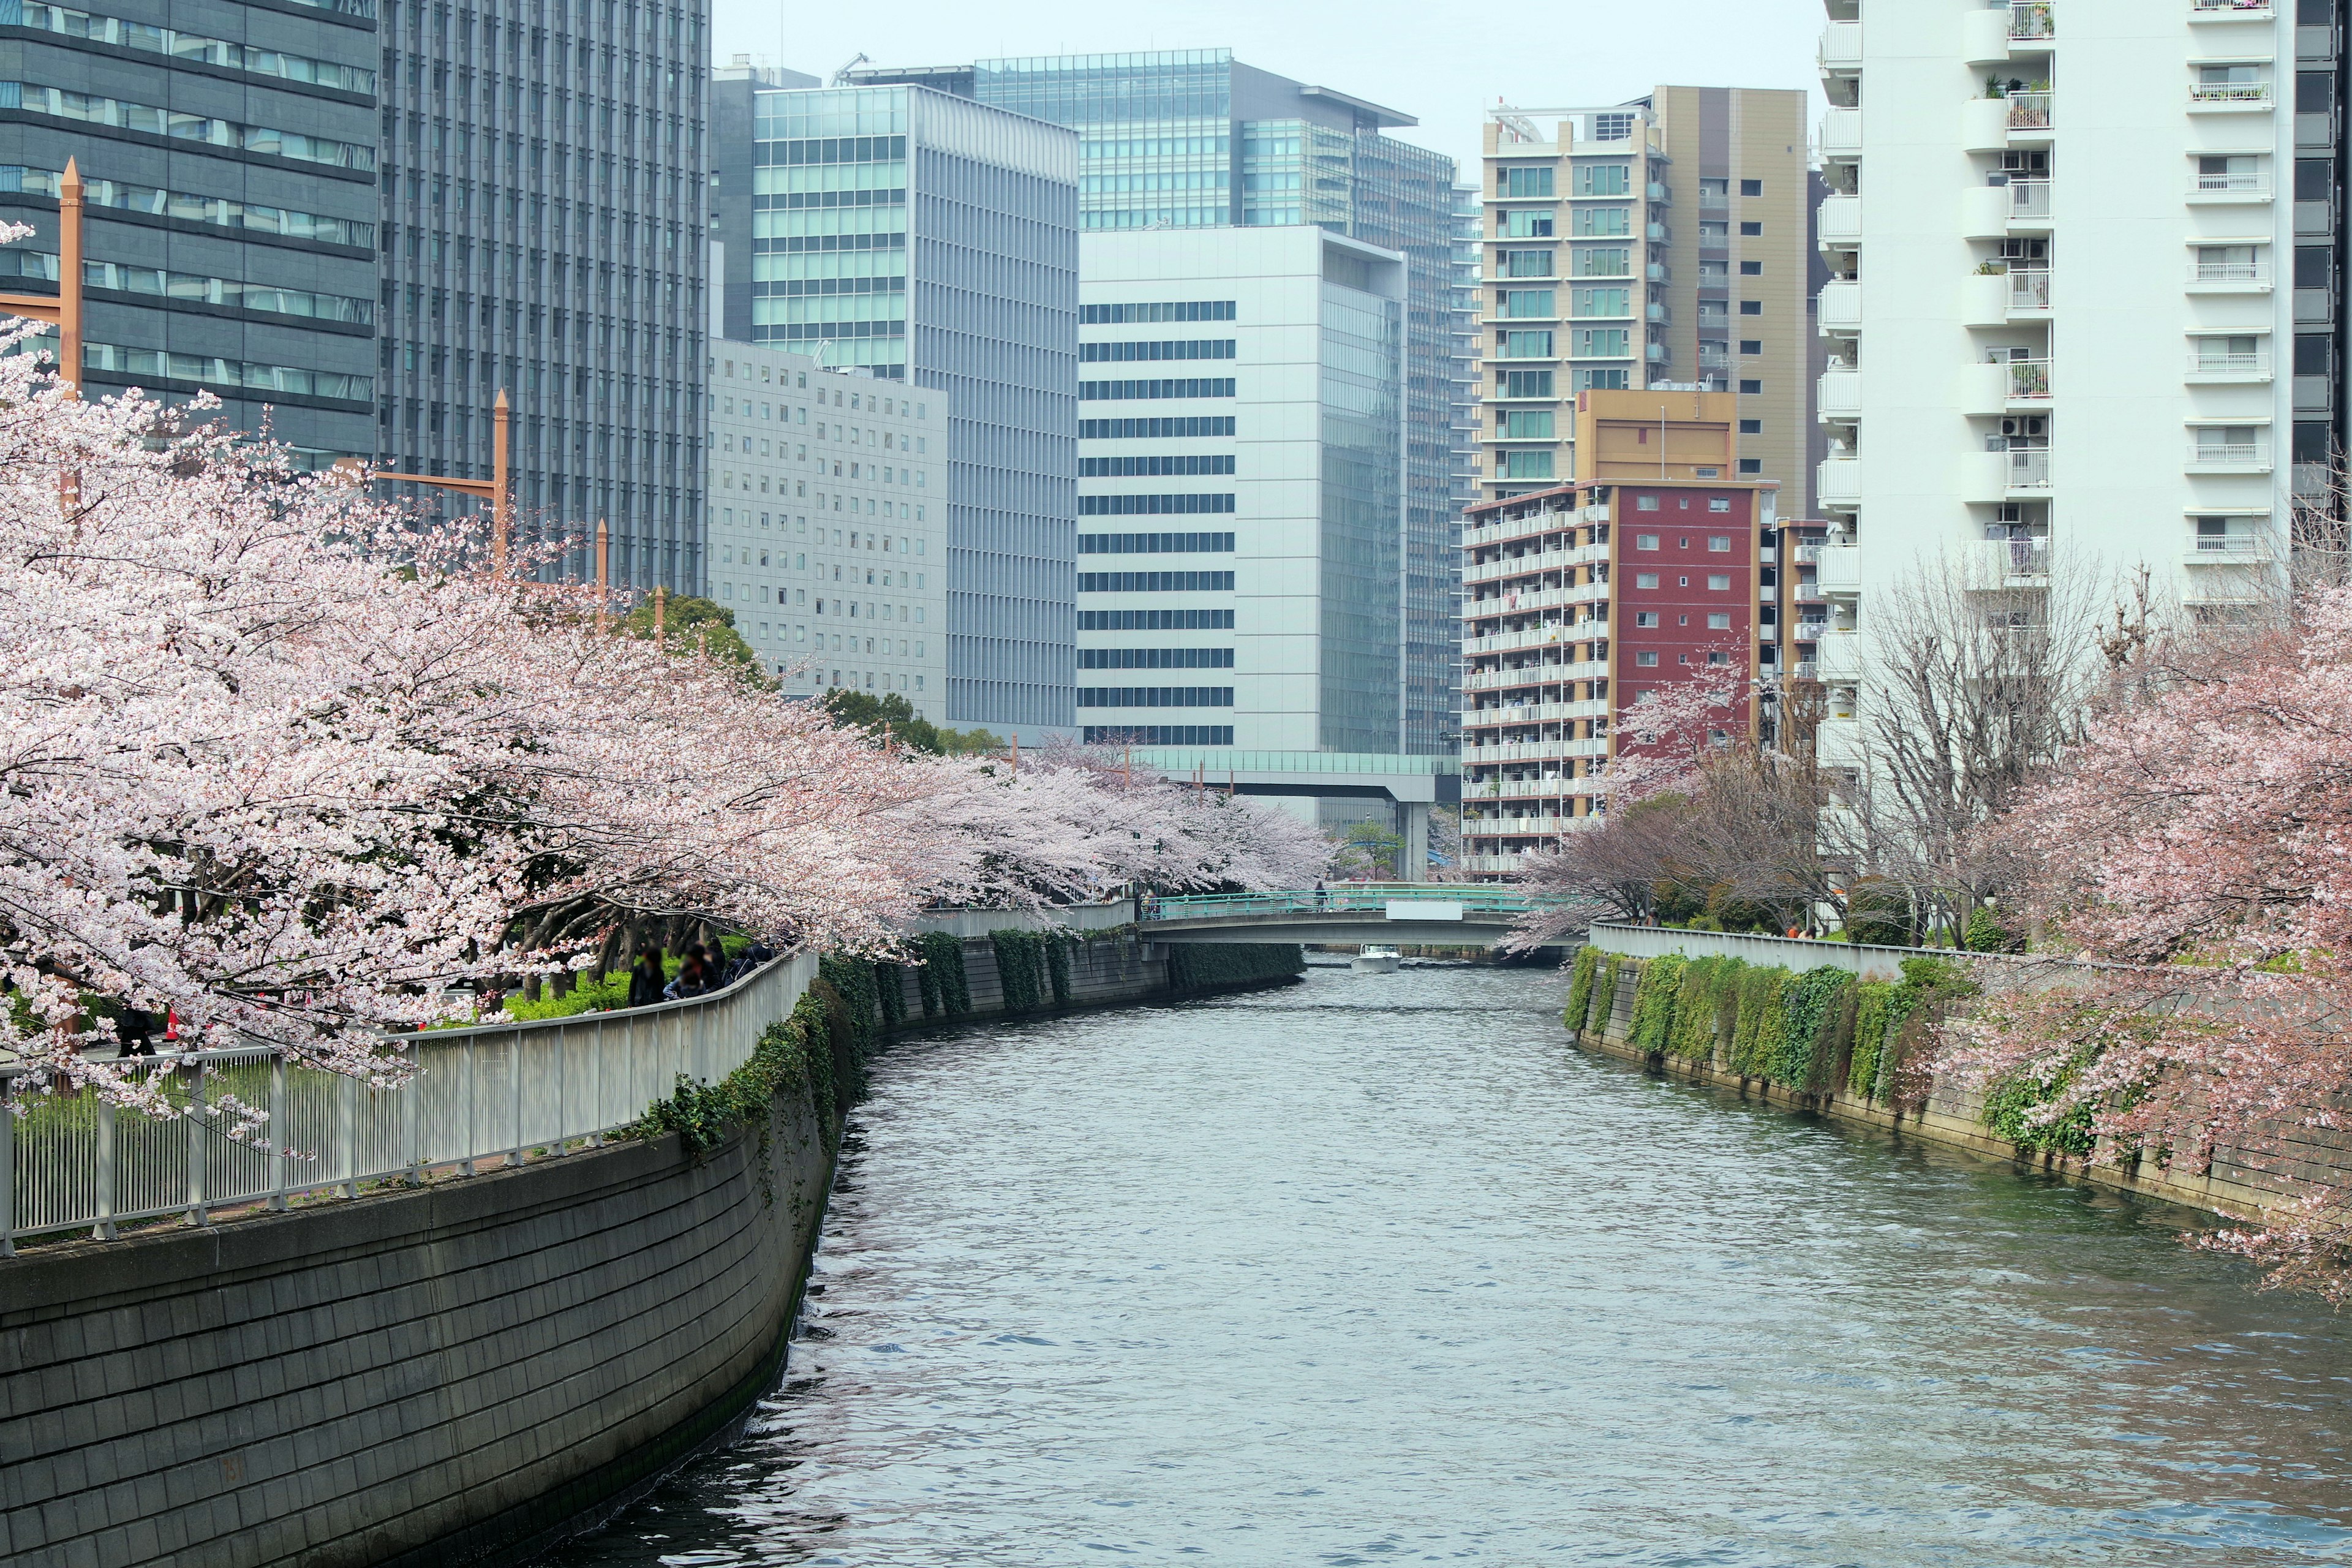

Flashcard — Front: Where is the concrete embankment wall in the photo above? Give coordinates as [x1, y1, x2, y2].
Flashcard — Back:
[1575, 952, 2352, 1220]
[0, 925, 1297, 1568]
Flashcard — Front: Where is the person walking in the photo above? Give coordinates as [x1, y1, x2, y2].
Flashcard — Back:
[1314, 879, 1329, 911]
[627, 948, 666, 1008]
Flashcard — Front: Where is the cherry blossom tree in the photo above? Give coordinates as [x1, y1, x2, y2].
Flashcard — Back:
[1599, 653, 1749, 804]
[1950, 587, 2352, 1297]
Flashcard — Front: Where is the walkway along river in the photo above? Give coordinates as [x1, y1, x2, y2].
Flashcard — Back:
[551, 964, 2352, 1566]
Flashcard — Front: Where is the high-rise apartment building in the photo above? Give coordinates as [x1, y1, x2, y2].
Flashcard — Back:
[0, 0, 380, 461]
[1475, 89, 1814, 511]
[1459, 390, 1777, 876]
[706, 338, 948, 704]
[1814, 0, 2348, 766]
[376, 0, 706, 591]
[850, 49, 1467, 756]
[705, 80, 1080, 735]
[1076, 227, 1406, 752]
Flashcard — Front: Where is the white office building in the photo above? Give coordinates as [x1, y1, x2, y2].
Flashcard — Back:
[1815, 0, 2347, 761]
[1076, 227, 1409, 752]
[706, 341, 950, 714]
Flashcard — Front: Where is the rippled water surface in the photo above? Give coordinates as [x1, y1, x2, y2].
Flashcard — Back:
[554, 966, 2352, 1566]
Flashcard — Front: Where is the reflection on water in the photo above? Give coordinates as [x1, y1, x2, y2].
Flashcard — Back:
[551, 967, 2352, 1566]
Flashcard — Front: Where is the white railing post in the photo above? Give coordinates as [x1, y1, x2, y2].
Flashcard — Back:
[555, 1022, 568, 1150]
[94, 1095, 118, 1241]
[403, 1039, 421, 1185]
[0, 1077, 12, 1256]
[187, 1057, 208, 1224]
[511, 1027, 524, 1164]
[338, 1069, 359, 1197]
[588, 1017, 606, 1147]
[461, 1039, 477, 1177]
[268, 1055, 288, 1210]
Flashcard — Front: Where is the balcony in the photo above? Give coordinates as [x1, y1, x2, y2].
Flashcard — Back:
[2190, 81, 2274, 110]
[2007, 179, 2052, 222]
[2009, 1, 2057, 42]
[1817, 193, 1862, 246]
[1817, 628, 1864, 681]
[2186, 438, 2272, 473]
[1817, 279, 1861, 333]
[2186, 345, 2272, 382]
[1819, 20, 1863, 72]
[2187, 257, 2272, 290]
[2002, 357, 2052, 401]
[1817, 543, 1860, 592]
[2187, 532, 2277, 562]
[1647, 222, 1673, 243]
[2190, 170, 2272, 201]
[1817, 367, 1861, 420]
[1819, 107, 1863, 159]
[2191, 0, 2273, 12]
[1968, 536, 2051, 584]
[1818, 455, 1861, 510]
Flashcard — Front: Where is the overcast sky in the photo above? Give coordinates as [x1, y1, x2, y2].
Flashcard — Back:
[712, 0, 1828, 178]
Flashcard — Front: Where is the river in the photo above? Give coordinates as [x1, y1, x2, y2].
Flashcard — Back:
[551, 964, 2352, 1566]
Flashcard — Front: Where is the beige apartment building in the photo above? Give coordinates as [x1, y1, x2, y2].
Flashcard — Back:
[1475, 87, 1815, 513]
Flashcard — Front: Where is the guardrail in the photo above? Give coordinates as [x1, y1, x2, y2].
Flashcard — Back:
[1147, 888, 1541, 920]
[2, 953, 817, 1253]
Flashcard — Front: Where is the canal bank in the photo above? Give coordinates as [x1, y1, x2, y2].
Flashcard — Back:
[0, 922, 1305, 1568]
[547, 965, 2352, 1567]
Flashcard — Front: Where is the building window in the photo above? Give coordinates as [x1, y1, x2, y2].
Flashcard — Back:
[1740, 260, 1763, 276]
[1635, 573, 1660, 589]
[1740, 301, 1762, 315]
[1708, 612, 1732, 629]
[1502, 165, 1556, 198]
[1709, 499, 1732, 512]
[1740, 221, 1762, 236]
[1635, 496, 1660, 511]
[1708, 574, 1732, 590]
[1740, 340, 1762, 355]
[1576, 164, 1632, 197]
[1502, 410, 1556, 439]
[1740, 179, 1763, 197]
[1738, 459, 1763, 475]
[1635, 532, 1660, 549]
[1739, 419, 1761, 434]
[1708, 535, 1732, 552]
[1502, 450, 1556, 478]
[1740, 379, 1762, 394]
[1502, 209, 1556, 238]
[1503, 330, 1556, 358]
[1635, 650, 1660, 666]
[1635, 611, 1660, 628]
[1502, 369, 1555, 398]
[1574, 207, 1633, 238]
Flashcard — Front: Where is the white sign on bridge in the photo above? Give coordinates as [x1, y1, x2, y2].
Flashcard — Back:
[1385, 900, 1465, 922]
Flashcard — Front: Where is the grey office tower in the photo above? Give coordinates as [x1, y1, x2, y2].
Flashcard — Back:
[852, 50, 1466, 756]
[377, 0, 707, 590]
[708, 77, 1079, 733]
[0, 0, 380, 461]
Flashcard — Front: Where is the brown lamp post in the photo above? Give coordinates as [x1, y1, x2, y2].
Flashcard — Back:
[378, 389, 513, 573]
[0, 159, 83, 391]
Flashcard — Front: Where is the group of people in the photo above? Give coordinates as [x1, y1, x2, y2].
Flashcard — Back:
[624, 939, 778, 1008]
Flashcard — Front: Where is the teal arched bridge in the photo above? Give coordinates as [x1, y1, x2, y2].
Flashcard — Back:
[1139, 887, 1563, 949]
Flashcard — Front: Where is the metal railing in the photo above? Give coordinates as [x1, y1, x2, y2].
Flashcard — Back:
[2009, 1, 2056, 39]
[1145, 888, 1542, 921]
[2190, 81, 2273, 106]
[2, 954, 817, 1251]
[2005, 91, 2054, 130]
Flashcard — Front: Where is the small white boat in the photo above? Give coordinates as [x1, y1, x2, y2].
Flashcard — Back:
[1351, 946, 1401, 974]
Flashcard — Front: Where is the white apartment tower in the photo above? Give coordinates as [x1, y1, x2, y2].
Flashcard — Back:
[1815, 0, 2348, 763]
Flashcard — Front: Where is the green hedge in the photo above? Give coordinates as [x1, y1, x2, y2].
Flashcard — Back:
[1166, 943, 1306, 990]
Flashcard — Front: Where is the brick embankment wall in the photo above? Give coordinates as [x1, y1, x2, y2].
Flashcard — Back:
[901, 932, 1302, 1022]
[1575, 956, 2352, 1221]
[0, 1090, 832, 1568]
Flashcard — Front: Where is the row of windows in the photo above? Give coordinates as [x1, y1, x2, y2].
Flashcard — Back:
[12, 4, 376, 92]
[1079, 532, 1235, 554]
[0, 164, 375, 246]
[1627, 573, 1737, 590]
[0, 85, 376, 171]
[1079, 454, 1232, 477]
[1079, 378, 1234, 401]
[1632, 650, 1735, 668]
[754, 135, 909, 166]
[1076, 687, 1234, 708]
[1079, 608, 1234, 630]
[1078, 571, 1235, 592]
[1080, 301, 1237, 323]
[1079, 494, 1235, 516]
[82, 342, 372, 401]
[1077, 647, 1235, 669]
[753, 230, 907, 255]
[1079, 417, 1235, 439]
[0, 252, 376, 324]
[1078, 339, 1236, 363]
[1082, 725, 1234, 745]
[754, 187, 908, 211]
[1631, 612, 1735, 630]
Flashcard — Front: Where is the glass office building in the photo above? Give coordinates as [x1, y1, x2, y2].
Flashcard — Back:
[0, 0, 380, 461]
[852, 49, 1466, 755]
[716, 83, 1080, 733]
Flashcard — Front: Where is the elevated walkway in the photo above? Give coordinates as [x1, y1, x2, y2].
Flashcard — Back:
[1142, 886, 1560, 948]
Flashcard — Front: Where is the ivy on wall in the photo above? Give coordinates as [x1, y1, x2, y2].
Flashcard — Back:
[989, 929, 1050, 1013]
[1166, 943, 1306, 989]
[913, 931, 971, 1017]
[1566, 946, 1602, 1032]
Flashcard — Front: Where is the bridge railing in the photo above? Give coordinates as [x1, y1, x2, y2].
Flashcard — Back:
[1145, 887, 1540, 920]
[1, 954, 818, 1253]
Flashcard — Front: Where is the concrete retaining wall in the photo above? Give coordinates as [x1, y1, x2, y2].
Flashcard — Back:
[0, 925, 1298, 1568]
[0, 1087, 833, 1568]
[1575, 954, 2352, 1220]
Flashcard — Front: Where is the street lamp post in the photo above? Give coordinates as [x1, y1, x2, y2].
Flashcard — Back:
[377, 389, 513, 573]
[0, 159, 83, 391]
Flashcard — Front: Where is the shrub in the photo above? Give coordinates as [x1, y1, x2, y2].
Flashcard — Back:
[1966, 905, 2023, 954]
[1566, 945, 1602, 1031]
[1846, 877, 1913, 947]
[1983, 1049, 2097, 1156]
